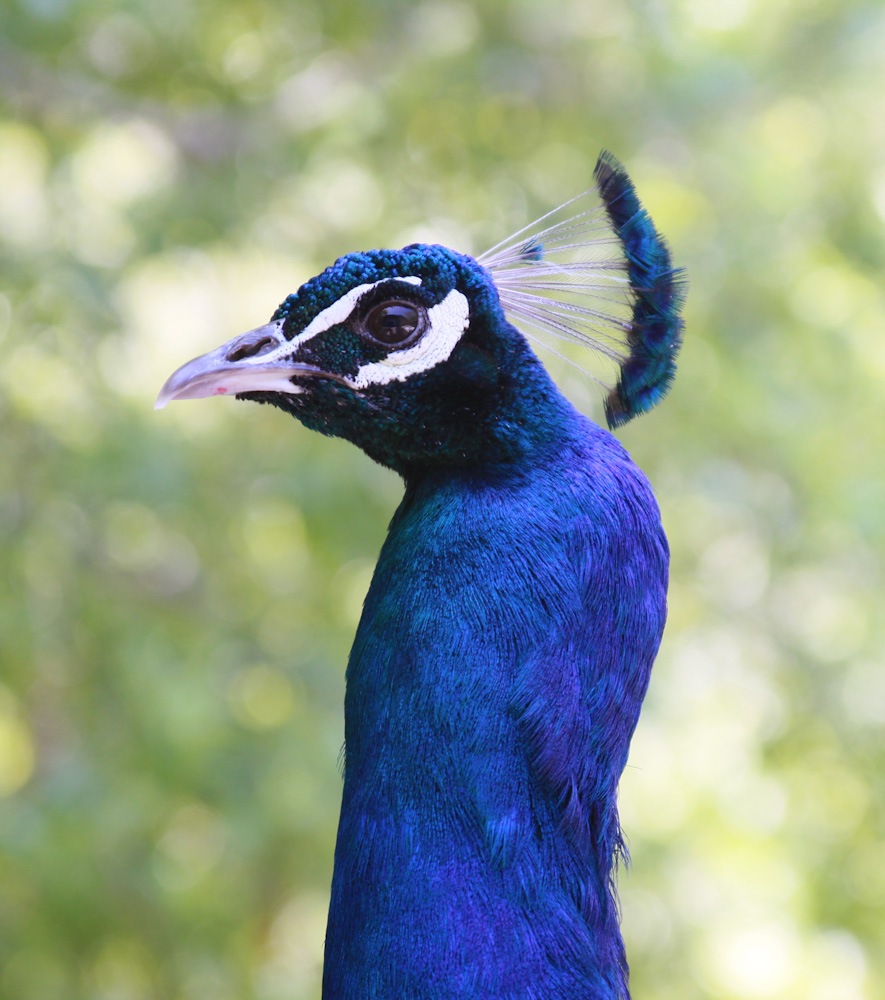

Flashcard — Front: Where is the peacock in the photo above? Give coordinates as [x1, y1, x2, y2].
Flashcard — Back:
[157, 151, 684, 1000]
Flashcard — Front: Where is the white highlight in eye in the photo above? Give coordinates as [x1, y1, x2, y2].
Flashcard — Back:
[349, 288, 470, 389]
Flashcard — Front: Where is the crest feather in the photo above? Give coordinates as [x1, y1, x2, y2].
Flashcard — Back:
[478, 151, 685, 428]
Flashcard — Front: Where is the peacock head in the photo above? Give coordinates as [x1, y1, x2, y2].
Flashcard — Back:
[155, 244, 545, 473]
[157, 153, 685, 473]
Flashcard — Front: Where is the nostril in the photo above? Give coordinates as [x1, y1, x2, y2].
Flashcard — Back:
[226, 336, 275, 362]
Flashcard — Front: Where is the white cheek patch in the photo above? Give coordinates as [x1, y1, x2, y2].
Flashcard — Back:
[349, 288, 470, 389]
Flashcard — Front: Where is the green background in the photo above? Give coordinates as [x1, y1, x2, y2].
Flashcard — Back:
[1, 0, 883, 997]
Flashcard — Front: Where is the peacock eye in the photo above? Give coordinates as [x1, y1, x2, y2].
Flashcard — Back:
[365, 300, 424, 346]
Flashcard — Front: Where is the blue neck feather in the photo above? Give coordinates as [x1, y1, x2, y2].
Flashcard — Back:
[323, 344, 668, 1000]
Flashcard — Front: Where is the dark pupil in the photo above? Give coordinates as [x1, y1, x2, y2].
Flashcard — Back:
[367, 302, 419, 345]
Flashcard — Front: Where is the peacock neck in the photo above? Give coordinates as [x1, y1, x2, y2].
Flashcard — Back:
[321, 413, 664, 999]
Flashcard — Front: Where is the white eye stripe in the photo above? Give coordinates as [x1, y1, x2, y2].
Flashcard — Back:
[295, 275, 422, 347]
[294, 282, 379, 346]
[349, 288, 470, 389]
[240, 276, 424, 366]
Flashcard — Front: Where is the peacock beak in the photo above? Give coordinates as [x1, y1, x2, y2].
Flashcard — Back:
[155, 321, 345, 410]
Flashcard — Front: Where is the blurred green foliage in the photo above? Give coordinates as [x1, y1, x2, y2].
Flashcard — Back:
[1, 0, 883, 997]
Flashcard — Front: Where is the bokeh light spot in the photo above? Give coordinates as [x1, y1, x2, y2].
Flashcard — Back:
[228, 665, 296, 730]
[0, 687, 35, 796]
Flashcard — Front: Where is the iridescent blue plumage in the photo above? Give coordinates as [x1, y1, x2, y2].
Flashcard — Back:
[156, 152, 684, 999]
[326, 399, 666, 999]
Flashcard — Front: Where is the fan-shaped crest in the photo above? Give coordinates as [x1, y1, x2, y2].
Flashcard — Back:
[478, 151, 685, 428]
